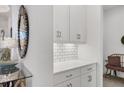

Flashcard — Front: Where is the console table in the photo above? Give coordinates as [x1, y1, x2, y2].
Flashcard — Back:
[0, 63, 32, 87]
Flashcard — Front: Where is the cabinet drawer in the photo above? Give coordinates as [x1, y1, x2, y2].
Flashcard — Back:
[54, 68, 80, 85]
[55, 76, 81, 87]
[81, 71, 96, 87]
[68, 76, 81, 87]
[54, 81, 68, 87]
[81, 64, 96, 74]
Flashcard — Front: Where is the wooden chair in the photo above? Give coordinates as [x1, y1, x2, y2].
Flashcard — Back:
[105, 54, 124, 77]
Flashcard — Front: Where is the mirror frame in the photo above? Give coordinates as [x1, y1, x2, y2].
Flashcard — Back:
[18, 5, 29, 59]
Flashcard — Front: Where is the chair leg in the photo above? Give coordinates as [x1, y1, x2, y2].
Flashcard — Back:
[114, 70, 117, 77]
[106, 69, 108, 75]
[109, 70, 112, 75]
[105, 68, 109, 78]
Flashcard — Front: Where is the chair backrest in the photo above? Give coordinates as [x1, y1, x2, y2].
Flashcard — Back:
[108, 56, 121, 67]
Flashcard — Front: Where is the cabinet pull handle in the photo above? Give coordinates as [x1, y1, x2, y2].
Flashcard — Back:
[67, 83, 72, 87]
[77, 34, 81, 39]
[88, 75, 92, 82]
[60, 32, 62, 37]
[87, 68, 92, 71]
[67, 84, 70, 87]
[56, 30, 62, 38]
[66, 74, 73, 78]
[69, 83, 72, 87]
[56, 31, 60, 38]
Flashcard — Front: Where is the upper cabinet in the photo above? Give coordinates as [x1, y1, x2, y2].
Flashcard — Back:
[70, 6, 86, 43]
[53, 6, 69, 43]
[53, 5, 87, 43]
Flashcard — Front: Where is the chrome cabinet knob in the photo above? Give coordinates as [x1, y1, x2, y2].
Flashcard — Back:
[56, 30, 62, 38]
[56, 30, 60, 38]
[66, 74, 73, 78]
[67, 84, 70, 87]
[87, 68, 92, 71]
[88, 75, 92, 82]
[69, 83, 72, 87]
[77, 34, 81, 39]
[67, 83, 72, 87]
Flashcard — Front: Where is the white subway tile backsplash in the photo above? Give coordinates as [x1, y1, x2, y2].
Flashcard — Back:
[54, 43, 78, 63]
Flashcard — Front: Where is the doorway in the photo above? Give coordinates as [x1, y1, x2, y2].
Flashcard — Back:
[103, 5, 124, 87]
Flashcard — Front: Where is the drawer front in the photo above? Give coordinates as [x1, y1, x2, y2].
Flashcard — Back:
[55, 76, 81, 87]
[81, 71, 96, 87]
[54, 81, 68, 87]
[68, 76, 81, 87]
[81, 64, 96, 74]
[54, 68, 80, 85]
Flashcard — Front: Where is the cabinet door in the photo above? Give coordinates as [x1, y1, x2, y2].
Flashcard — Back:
[81, 71, 96, 87]
[53, 6, 69, 42]
[70, 5, 86, 43]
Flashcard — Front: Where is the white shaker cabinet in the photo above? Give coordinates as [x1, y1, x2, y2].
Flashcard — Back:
[70, 6, 86, 43]
[54, 63, 96, 87]
[53, 5, 87, 43]
[53, 6, 69, 42]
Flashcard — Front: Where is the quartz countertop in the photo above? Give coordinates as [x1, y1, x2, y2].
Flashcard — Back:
[54, 59, 97, 74]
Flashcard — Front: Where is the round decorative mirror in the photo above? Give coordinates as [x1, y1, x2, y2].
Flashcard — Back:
[18, 5, 29, 59]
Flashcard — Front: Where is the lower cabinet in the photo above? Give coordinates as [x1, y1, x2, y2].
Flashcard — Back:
[54, 63, 96, 87]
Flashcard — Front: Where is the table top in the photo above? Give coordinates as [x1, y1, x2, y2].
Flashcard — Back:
[0, 63, 32, 84]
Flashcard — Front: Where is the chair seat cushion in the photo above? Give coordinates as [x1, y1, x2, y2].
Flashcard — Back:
[106, 64, 124, 72]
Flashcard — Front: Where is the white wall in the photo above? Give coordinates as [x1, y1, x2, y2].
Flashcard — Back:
[104, 6, 124, 76]
[12, 5, 53, 86]
[78, 5, 103, 87]
[0, 13, 10, 36]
